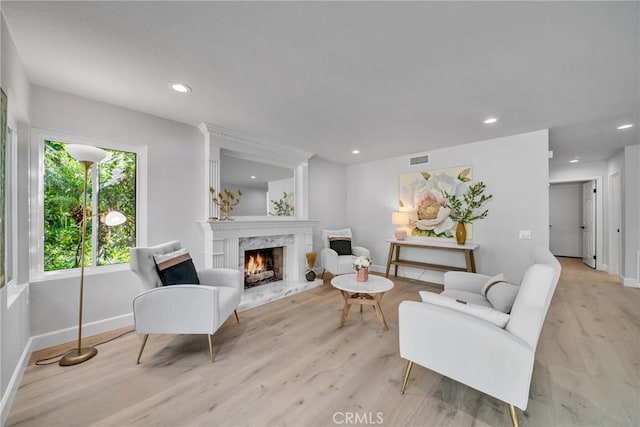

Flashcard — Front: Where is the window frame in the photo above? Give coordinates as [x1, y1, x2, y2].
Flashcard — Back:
[5, 125, 17, 288]
[30, 129, 147, 280]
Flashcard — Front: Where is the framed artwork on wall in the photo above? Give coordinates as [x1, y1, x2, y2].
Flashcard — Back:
[0, 88, 6, 288]
[399, 165, 472, 239]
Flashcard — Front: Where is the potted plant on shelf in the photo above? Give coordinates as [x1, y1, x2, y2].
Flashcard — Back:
[445, 182, 493, 245]
[353, 256, 372, 282]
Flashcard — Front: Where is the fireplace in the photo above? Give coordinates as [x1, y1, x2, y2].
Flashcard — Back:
[244, 247, 284, 288]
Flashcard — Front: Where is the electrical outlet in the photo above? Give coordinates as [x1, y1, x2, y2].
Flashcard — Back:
[519, 230, 532, 239]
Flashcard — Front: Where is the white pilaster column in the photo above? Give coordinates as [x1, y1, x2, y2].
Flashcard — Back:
[295, 162, 309, 219]
[199, 123, 221, 219]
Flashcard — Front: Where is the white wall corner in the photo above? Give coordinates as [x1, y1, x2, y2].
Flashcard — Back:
[621, 277, 640, 288]
[0, 338, 32, 427]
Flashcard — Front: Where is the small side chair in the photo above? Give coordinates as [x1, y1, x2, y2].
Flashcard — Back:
[130, 241, 243, 363]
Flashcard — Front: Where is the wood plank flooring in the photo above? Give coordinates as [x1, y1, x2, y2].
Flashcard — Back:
[7, 258, 640, 426]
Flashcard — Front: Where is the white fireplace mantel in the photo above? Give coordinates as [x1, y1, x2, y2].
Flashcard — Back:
[198, 217, 318, 281]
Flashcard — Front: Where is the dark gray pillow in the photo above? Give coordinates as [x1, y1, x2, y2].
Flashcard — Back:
[153, 248, 200, 286]
[329, 237, 352, 255]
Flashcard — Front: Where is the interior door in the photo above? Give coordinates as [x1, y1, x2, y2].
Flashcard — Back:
[582, 181, 596, 268]
[549, 184, 582, 257]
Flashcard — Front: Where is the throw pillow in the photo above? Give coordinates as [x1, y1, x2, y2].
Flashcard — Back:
[484, 282, 519, 313]
[153, 248, 200, 286]
[481, 273, 506, 296]
[329, 237, 352, 255]
[419, 291, 510, 328]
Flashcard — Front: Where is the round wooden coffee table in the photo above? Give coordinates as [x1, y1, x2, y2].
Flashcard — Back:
[330, 274, 394, 330]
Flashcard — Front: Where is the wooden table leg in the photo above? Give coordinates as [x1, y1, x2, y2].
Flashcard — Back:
[338, 290, 352, 328]
[385, 243, 395, 278]
[394, 246, 401, 277]
[373, 293, 389, 330]
[465, 250, 477, 273]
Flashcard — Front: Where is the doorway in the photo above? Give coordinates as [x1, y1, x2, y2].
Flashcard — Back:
[549, 179, 598, 268]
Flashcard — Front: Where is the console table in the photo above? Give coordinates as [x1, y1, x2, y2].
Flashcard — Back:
[384, 239, 479, 278]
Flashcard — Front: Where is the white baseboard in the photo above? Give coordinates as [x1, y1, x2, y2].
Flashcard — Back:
[30, 313, 134, 352]
[0, 337, 32, 427]
[621, 276, 640, 288]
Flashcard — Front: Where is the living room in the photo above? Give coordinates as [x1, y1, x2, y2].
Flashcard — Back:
[0, 2, 638, 426]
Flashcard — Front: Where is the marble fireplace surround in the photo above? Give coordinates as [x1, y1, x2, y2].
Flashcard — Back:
[199, 217, 322, 310]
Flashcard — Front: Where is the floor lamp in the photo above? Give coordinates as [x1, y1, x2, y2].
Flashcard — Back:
[59, 144, 126, 366]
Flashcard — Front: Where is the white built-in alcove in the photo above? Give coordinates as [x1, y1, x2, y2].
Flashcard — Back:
[198, 123, 321, 310]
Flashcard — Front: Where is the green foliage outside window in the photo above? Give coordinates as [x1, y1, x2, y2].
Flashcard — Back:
[44, 141, 136, 271]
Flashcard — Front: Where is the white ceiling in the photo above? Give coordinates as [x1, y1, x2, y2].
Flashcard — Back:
[3, 1, 638, 165]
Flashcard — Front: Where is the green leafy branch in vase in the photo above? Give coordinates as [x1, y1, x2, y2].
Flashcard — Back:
[210, 186, 242, 220]
[270, 191, 294, 216]
[445, 182, 493, 224]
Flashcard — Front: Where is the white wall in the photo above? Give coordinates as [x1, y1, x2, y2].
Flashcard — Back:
[549, 183, 582, 257]
[346, 130, 550, 284]
[0, 13, 32, 426]
[308, 156, 347, 255]
[623, 145, 639, 285]
[28, 86, 205, 345]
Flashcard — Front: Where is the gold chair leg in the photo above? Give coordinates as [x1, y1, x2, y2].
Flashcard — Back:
[400, 360, 414, 394]
[234, 310, 240, 323]
[208, 334, 215, 363]
[136, 334, 149, 364]
[508, 404, 519, 427]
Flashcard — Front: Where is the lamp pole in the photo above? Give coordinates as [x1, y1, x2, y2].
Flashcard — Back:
[59, 160, 98, 366]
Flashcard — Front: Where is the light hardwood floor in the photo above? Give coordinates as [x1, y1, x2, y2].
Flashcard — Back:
[7, 258, 639, 426]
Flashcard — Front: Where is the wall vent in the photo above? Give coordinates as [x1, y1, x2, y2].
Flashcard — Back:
[410, 154, 430, 166]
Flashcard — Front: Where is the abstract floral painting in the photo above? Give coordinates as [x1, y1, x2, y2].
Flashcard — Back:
[399, 165, 472, 238]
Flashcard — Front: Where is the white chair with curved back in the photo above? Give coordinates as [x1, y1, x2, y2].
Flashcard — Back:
[320, 228, 370, 276]
[129, 241, 243, 364]
[398, 247, 561, 426]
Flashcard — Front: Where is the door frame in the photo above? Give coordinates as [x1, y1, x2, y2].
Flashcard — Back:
[550, 176, 604, 271]
[609, 172, 622, 276]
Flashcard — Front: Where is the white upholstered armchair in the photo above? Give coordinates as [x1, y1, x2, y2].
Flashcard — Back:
[130, 241, 243, 364]
[320, 228, 370, 276]
[399, 247, 561, 426]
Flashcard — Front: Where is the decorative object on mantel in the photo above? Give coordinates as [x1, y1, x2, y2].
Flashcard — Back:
[392, 211, 411, 240]
[445, 181, 493, 245]
[353, 256, 371, 282]
[270, 191, 294, 216]
[305, 252, 317, 281]
[210, 186, 242, 220]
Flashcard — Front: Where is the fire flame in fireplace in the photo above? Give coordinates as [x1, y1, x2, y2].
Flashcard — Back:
[246, 253, 266, 276]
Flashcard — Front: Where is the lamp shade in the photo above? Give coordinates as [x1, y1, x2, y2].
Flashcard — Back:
[66, 144, 107, 163]
[392, 211, 410, 225]
[103, 211, 127, 227]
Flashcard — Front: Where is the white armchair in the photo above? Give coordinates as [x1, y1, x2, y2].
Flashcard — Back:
[130, 241, 243, 364]
[320, 228, 370, 276]
[399, 247, 561, 426]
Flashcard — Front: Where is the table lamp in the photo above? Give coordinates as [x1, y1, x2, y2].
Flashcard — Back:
[392, 211, 411, 240]
[59, 144, 126, 366]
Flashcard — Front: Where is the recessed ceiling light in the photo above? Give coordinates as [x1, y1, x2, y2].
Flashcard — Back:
[617, 124, 633, 130]
[483, 117, 498, 124]
[569, 159, 580, 163]
[171, 83, 191, 93]
[352, 149, 360, 154]
[250, 176, 256, 179]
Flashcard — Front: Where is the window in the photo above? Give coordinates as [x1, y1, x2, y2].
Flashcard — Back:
[42, 140, 138, 272]
[5, 127, 15, 285]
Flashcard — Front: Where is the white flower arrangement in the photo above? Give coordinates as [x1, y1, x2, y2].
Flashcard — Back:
[353, 256, 371, 271]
